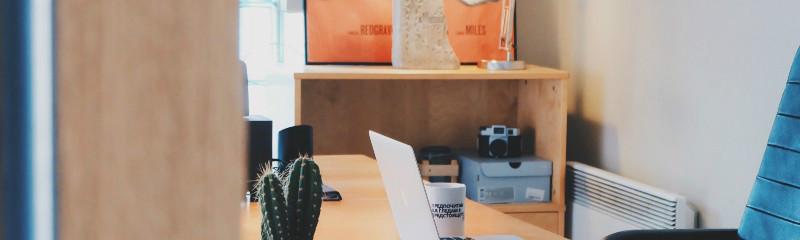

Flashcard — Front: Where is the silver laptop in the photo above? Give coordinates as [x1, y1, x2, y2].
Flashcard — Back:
[368, 131, 521, 240]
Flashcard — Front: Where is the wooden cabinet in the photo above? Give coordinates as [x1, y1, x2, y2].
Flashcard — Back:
[489, 202, 566, 235]
[294, 65, 569, 236]
[508, 212, 561, 235]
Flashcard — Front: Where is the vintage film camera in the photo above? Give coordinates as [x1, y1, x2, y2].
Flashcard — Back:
[477, 125, 521, 158]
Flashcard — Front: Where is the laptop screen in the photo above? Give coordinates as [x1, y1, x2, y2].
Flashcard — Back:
[369, 131, 441, 240]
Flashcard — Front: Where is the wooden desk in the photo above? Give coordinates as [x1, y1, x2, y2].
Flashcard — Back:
[240, 155, 565, 240]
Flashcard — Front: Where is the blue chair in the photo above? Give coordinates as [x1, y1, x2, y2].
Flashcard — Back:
[606, 48, 800, 240]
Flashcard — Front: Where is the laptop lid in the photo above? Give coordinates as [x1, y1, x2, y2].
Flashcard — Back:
[369, 131, 440, 240]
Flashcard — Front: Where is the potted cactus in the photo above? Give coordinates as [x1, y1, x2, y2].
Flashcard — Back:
[254, 156, 323, 240]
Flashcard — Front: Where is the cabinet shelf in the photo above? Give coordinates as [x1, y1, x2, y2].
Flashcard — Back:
[294, 64, 569, 235]
[489, 202, 564, 213]
[295, 65, 569, 81]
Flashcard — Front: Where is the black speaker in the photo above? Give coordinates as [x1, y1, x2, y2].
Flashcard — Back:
[246, 115, 272, 198]
[277, 125, 313, 171]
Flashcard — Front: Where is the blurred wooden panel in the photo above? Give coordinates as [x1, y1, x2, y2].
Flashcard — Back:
[57, 0, 244, 239]
[299, 80, 519, 155]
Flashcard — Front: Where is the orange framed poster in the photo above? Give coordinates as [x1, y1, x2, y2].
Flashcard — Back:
[305, 0, 515, 64]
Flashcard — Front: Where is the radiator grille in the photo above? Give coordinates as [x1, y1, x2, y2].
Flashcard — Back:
[567, 162, 696, 230]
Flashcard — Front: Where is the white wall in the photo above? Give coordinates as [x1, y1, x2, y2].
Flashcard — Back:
[517, 0, 800, 227]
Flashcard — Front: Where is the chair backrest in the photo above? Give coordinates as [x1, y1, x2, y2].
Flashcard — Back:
[738, 48, 800, 239]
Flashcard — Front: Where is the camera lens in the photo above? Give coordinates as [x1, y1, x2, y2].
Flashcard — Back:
[489, 140, 507, 157]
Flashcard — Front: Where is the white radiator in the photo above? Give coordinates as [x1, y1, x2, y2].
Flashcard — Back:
[566, 162, 697, 240]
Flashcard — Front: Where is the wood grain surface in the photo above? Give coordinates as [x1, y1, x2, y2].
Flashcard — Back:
[295, 65, 569, 80]
[299, 79, 519, 156]
[240, 155, 566, 240]
[516, 79, 568, 234]
[508, 212, 560, 235]
[57, 0, 244, 239]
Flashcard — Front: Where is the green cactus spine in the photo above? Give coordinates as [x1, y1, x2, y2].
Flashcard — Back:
[256, 170, 290, 240]
[255, 156, 323, 240]
[283, 157, 323, 240]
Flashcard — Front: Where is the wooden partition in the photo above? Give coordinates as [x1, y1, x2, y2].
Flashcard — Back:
[57, 1, 244, 239]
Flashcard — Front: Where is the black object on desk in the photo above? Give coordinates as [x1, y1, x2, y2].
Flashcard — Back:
[277, 125, 313, 171]
[275, 125, 342, 201]
[245, 115, 272, 201]
[322, 184, 342, 201]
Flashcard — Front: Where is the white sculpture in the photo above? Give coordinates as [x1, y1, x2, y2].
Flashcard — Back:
[392, 0, 460, 69]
